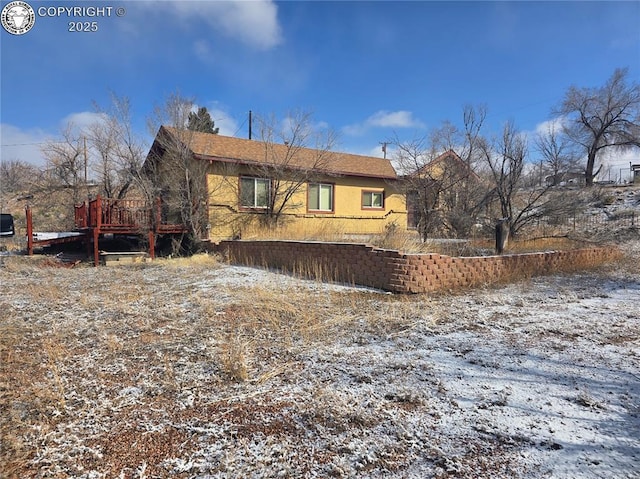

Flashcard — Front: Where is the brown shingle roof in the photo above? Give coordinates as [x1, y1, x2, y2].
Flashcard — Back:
[160, 126, 397, 179]
[413, 149, 480, 180]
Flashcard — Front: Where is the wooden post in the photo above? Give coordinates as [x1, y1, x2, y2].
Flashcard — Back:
[93, 195, 102, 266]
[148, 230, 155, 259]
[95, 195, 102, 229]
[93, 228, 100, 266]
[26, 206, 33, 255]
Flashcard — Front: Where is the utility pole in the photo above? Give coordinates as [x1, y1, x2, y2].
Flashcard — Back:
[84, 136, 89, 201]
[379, 142, 388, 159]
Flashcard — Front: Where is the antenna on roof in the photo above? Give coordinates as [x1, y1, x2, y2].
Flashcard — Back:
[248, 110, 252, 140]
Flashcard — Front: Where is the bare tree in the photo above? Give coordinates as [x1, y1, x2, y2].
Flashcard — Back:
[0, 159, 38, 193]
[443, 104, 489, 233]
[87, 117, 117, 198]
[429, 104, 487, 168]
[482, 121, 527, 223]
[145, 93, 212, 252]
[396, 143, 481, 240]
[250, 110, 338, 227]
[395, 105, 489, 240]
[534, 122, 580, 186]
[481, 121, 557, 238]
[41, 123, 86, 205]
[90, 93, 148, 200]
[556, 67, 640, 186]
[394, 135, 441, 240]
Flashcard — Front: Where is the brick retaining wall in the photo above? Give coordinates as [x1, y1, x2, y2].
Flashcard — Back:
[213, 240, 620, 293]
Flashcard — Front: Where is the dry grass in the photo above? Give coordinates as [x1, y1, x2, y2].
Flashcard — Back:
[155, 252, 221, 270]
[239, 220, 348, 242]
[0, 258, 396, 477]
[1, 242, 637, 478]
[232, 220, 468, 255]
[234, 220, 605, 257]
[500, 236, 587, 254]
[0, 238, 25, 253]
[368, 223, 435, 253]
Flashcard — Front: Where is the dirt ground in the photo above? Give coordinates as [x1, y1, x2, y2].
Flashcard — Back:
[1, 240, 639, 478]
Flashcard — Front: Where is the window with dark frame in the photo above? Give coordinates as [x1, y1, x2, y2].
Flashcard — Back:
[240, 177, 270, 209]
[362, 190, 384, 209]
[308, 183, 333, 212]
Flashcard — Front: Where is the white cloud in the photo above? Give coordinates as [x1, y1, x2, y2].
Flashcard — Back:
[278, 116, 330, 139]
[0, 112, 111, 168]
[61, 112, 108, 134]
[368, 111, 421, 128]
[534, 116, 567, 136]
[207, 108, 240, 137]
[343, 110, 425, 136]
[155, 0, 282, 50]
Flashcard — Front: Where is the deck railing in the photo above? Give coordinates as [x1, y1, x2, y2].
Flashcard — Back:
[74, 195, 178, 231]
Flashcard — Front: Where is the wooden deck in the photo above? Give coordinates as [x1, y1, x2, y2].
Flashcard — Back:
[27, 195, 187, 265]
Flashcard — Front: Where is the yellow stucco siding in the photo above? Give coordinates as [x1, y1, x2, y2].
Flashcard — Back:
[205, 164, 407, 240]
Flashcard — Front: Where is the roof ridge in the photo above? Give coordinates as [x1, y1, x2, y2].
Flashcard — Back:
[160, 125, 398, 179]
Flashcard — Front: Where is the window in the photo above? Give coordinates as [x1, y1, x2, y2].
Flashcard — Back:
[362, 190, 384, 209]
[308, 183, 333, 212]
[240, 177, 270, 209]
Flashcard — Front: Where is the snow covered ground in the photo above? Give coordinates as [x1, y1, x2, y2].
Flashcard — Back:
[1, 240, 639, 478]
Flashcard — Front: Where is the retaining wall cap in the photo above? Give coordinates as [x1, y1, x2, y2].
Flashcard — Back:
[221, 239, 380, 249]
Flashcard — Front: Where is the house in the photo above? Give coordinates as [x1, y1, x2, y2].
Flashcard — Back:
[404, 150, 481, 231]
[146, 126, 407, 241]
[412, 149, 478, 180]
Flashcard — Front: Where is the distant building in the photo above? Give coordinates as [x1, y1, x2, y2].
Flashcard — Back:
[632, 164, 640, 184]
[544, 171, 586, 187]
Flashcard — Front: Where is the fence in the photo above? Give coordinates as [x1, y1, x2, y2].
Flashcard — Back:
[522, 212, 637, 237]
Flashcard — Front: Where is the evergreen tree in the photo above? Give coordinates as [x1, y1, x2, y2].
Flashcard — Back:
[187, 107, 219, 134]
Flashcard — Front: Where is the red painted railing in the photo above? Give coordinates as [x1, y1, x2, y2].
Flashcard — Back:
[75, 195, 165, 230]
[28, 195, 186, 265]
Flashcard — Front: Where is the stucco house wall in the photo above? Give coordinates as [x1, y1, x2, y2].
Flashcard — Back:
[206, 164, 406, 240]
[148, 126, 408, 241]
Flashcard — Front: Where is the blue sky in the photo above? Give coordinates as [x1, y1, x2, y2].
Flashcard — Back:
[1, 0, 639, 175]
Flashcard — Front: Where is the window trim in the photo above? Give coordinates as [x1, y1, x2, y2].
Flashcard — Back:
[239, 176, 271, 210]
[307, 182, 335, 214]
[361, 190, 385, 210]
